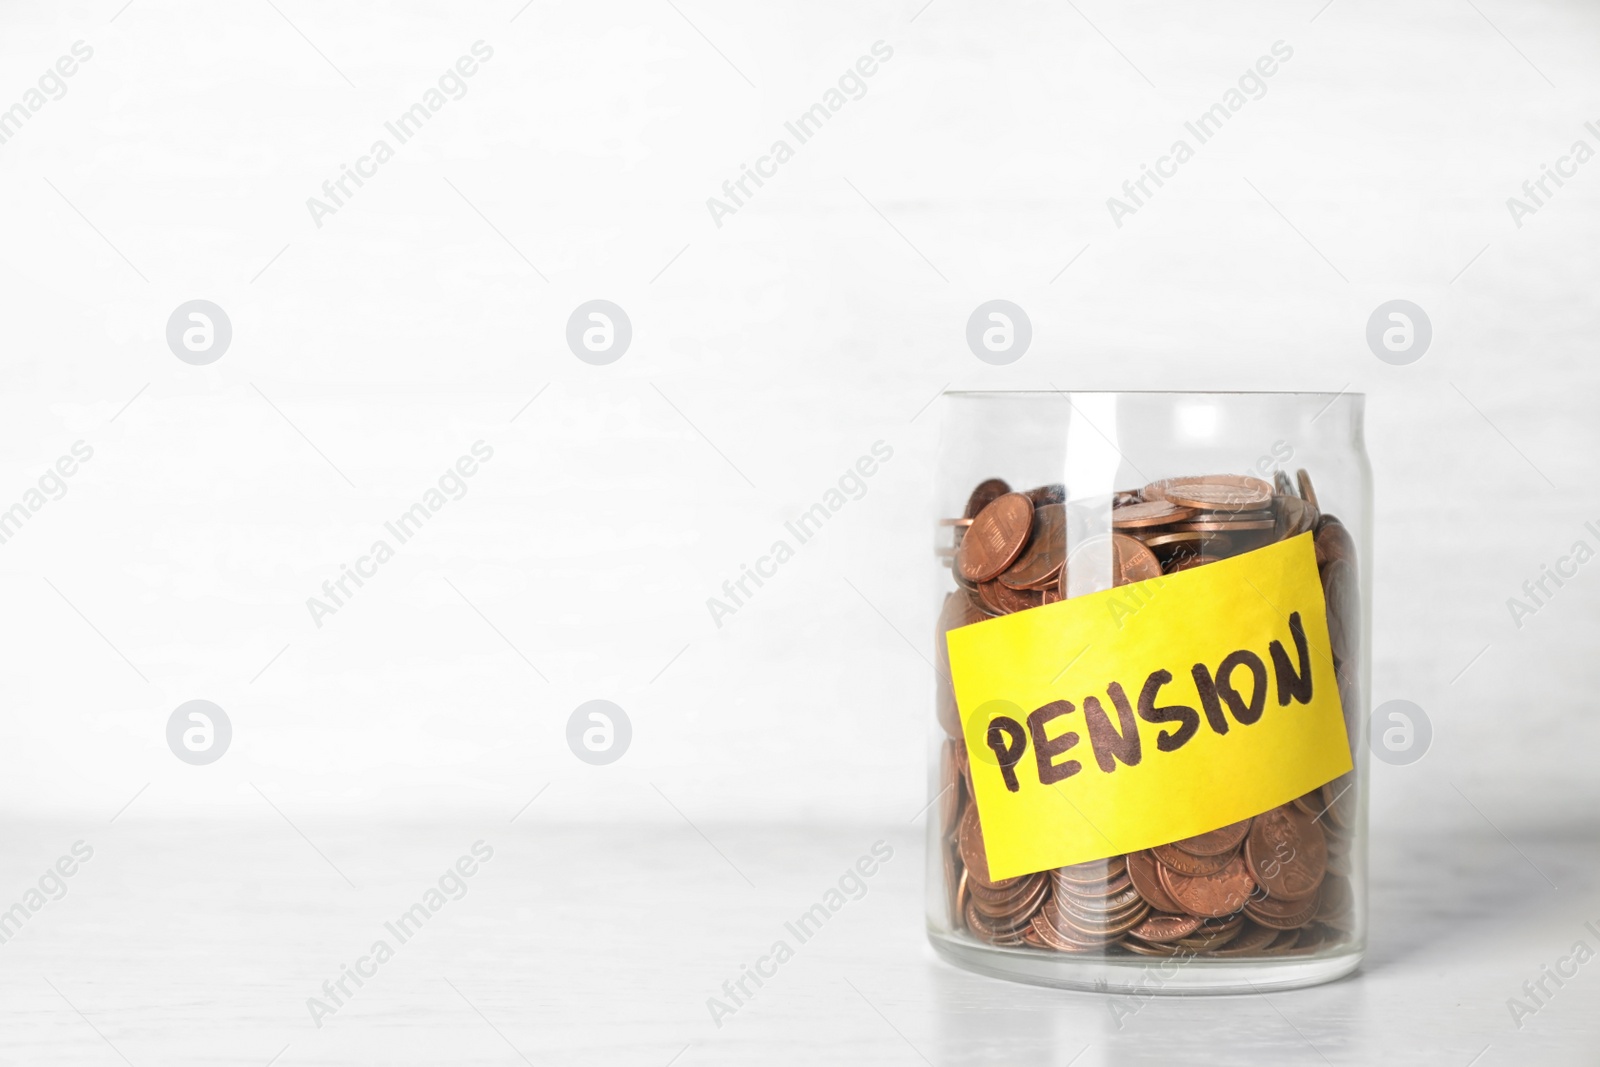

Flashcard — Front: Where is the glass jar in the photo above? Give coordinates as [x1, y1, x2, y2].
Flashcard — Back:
[928, 391, 1369, 994]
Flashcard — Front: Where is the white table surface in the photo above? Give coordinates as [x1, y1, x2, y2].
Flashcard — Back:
[1, 815, 1592, 1065]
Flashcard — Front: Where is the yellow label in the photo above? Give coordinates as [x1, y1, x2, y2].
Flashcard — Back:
[947, 533, 1352, 881]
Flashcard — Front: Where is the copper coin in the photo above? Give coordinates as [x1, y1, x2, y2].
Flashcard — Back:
[1292, 791, 1323, 818]
[1321, 558, 1358, 664]
[1190, 507, 1274, 522]
[1032, 908, 1111, 952]
[1245, 804, 1327, 901]
[1054, 856, 1127, 884]
[1258, 928, 1302, 953]
[973, 875, 1050, 927]
[1295, 469, 1319, 511]
[999, 504, 1067, 589]
[1055, 894, 1146, 933]
[1284, 925, 1328, 954]
[1060, 882, 1144, 916]
[1167, 553, 1222, 572]
[1113, 534, 1163, 584]
[968, 869, 1044, 905]
[1024, 483, 1067, 506]
[963, 478, 1011, 519]
[1315, 516, 1357, 570]
[935, 592, 987, 735]
[1056, 900, 1151, 939]
[1028, 917, 1098, 953]
[1205, 920, 1280, 957]
[1320, 774, 1356, 830]
[1126, 850, 1184, 912]
[964, 898, 1013, 943]
[978, 578, 1043, 615]
[1243, 886, 1311, 922]
[1058, 533, 1163, 597]
[1059, 870, 1133, 900]
[1137, 530, 1205, 550]
[957, 492, 1034, 582]
[938, 739, 963, 836]
[1176, 913, 1246, 951]
[1273, 470, 1296, 498]
[1145, 474, 1273, 502]
[1275, 495, 1317, 540]
[1158, 853, 1256, 919]
[1126, 911, 1203, 944]
[935, 675, 960, 740]
[957, 805, 1019, 891]
[1316, 874, 1353, 924]
[1160, 481, 1275, 512]
[1119, 936, 1183, 957]
[945, 844, 963, 925]
[1112, 500, 1196, 528]
[1172, 818, 1253, 857]
[1172, 516, 1277, 532]
[1151, 842, 1234, 876]
[1245, 886, 1322, 931]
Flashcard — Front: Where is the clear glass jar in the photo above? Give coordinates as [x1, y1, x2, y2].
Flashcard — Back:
[928, 391, 1369, 994]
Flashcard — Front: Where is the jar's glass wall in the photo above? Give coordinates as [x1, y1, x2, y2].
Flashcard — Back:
[927, 391, 1370, 994]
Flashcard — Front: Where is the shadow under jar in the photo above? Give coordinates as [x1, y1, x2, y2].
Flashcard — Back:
[927, 391, 1370, 994]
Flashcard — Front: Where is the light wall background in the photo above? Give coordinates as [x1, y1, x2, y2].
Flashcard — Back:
[1, 0, 1596, 829]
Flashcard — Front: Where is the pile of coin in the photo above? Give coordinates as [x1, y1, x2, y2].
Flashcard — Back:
[934, 471, 1359, 958]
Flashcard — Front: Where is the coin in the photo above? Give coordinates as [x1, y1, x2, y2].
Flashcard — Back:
[939, 739, 963, 836]
[979, 578, 1044, 615]
[1206, 920, 1280, 957]
[1167, 552, 1223, 572]
[1151, 842, 1234, 877]
[935, 592, 987, 736]
[1158, 854, 1256, 919]
[1025, 483, 1067, 506]
[1058, 870, 1132, 899]
[1054, 856, 1127, 884]
[1112, 534, 1162, 584]
[1160, 481, 1275, 512]
[1028, 913, 1089, 952]
[999, 504, 1067, 589]
[1172, 517, 1276, 532]
[1320, 774, 1356, 830]
[957, 492, 1034, 582]
[1258, 928, 1302, 952]
[1113, 500, 1197, 528]
[1145, 474, 1273, 502]
[1316, 874, 1353, 926]
[1059, 882, 1143, 916]
[1125, 850, 1184, 912]
[1321, 558, 1358, 664]
[1125, 911, 1203, 943]
[1175, 912, 1245, 950]
[958, 805, 1019, 891]
[1245, 804, 1327, 901]
[972, 873, 1050, 927]
[963, 478, 1012, 519]
[1296, 469, 1319, 511]
[1172, 818, 1252, 857]
[1315, 516, 1357, 570]
[1136, 529, 1205, 548]
[1055, 899, 1151, 939]
[1244, 886, 1322, 931]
